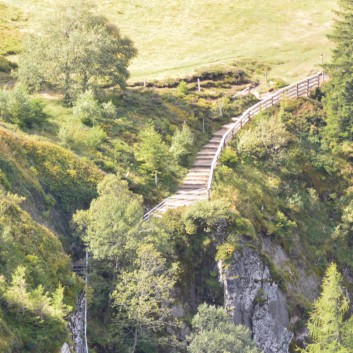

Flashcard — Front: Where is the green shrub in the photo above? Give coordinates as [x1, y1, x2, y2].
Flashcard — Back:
[269, 77, 288, 89]
[220, 146, 238, 168]
[237, 113, 290, 159]
[101, 101, 117, 119]
[73, 90, 102, 126]
[58, 123, 107, 150]
[86, 126, 107, 148]
[0, 56, 17, 73]
[170, 122, 194, 166]
[0, 86, 48, 129]
[177, 81, 189, 95]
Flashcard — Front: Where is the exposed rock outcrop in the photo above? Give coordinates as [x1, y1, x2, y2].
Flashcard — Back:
[61, 292, 86, 353]
[220, 247, 293, 353]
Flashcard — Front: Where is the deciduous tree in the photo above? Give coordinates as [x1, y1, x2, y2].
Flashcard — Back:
[73, 174, 143, 268]
[170, 122, 194, 166]
[18, 0, 137, 104]
[112, 244, 179, 353]
[135, 125, 170, 185]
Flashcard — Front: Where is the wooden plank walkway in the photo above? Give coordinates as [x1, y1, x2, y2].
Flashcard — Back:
[145, 72, 324, 219]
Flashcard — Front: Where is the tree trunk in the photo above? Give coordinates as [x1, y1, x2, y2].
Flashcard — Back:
[64, 71, 72, 106]
[131, 326, 138, 353]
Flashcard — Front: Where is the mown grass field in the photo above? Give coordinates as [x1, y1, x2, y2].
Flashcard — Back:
[1, 0, 337, 83]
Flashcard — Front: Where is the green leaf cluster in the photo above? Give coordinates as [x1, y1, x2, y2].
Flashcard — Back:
[188, 303, 261, 353]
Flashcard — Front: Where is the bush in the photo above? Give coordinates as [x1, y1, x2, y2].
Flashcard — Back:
[73, 90, 102, 126]
[177, 81, 189, 95]
[0, 56, 17, 73]
[237, 114, 290, 159]
[0, 86, 47, 129]
[220, 146, 238, 168]
[101, 101, 117, 119]
[58, 124, 107, 150]
[86, 126, 107, 148]
[269, 78, 288, 89]
[170, 122, 194, 166]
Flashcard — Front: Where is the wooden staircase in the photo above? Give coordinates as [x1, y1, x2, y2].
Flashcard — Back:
[143, 72, 324, 220]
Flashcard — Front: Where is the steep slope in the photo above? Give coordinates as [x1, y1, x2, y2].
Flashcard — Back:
[212, 96, 353, 351]
[0, 127, 102, 237]
[0, 189, 80, 352]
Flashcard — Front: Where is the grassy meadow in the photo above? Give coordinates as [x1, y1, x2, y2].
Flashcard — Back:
[1, 0, 337, 83]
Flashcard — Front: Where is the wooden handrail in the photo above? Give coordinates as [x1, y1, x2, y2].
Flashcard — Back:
[142, 72, 324, 218]
[206, 72, 323, 196]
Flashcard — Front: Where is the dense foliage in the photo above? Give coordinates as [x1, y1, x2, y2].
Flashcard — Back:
[188, 304, 261, 353]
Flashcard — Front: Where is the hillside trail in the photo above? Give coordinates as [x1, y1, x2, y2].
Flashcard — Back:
[67, 72, 324, 353]
[144, 119, 239, 217]
[143, 72, 324, 219]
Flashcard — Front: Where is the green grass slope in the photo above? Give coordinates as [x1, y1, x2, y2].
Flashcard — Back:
[1, 0, 336, 82]
[0, 189, 81, 353]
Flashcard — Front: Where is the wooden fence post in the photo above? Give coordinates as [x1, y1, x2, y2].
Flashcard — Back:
[296, 83, 299, 97]
[307, 79, 310, 96]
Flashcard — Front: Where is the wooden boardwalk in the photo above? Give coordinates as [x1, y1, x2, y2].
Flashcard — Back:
[145, 72, 324, 218]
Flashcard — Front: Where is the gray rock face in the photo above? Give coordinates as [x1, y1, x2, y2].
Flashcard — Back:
[221, 247, 293, 353]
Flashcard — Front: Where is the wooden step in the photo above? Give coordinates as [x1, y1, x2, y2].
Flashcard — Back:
[180, 183, 207, 189]
[176, 189, 208, 196]
[189, 168, 210, 173]
[182, 178, 208, 187]
[197, 151, 217, 156]
[195, 155, 214, 161]
[193, 161, 212, 167]
[183, 175, 209, 180]
[169, 194, 205, 201]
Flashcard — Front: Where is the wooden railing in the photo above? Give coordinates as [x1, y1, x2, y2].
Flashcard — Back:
[207, 72, 324, 197]
[142, 72, 324, 218]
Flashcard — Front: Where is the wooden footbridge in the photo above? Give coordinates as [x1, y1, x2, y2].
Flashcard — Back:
[143, 72, 324, 220]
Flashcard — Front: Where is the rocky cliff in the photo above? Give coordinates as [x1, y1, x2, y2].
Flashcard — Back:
[220, 246, 293, 353]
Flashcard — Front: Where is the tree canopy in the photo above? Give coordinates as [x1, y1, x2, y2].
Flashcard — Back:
[112, 244, 179, 353]
[324, 0, 353, 145]
[18, 0, 137, 104]
[73, 174, 143, 267]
